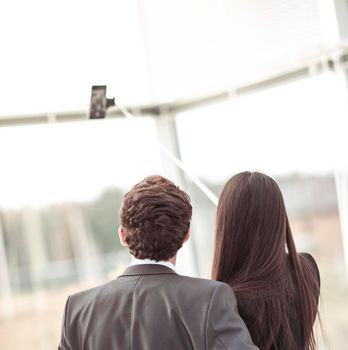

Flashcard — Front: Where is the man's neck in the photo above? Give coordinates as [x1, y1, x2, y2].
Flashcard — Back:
[168, 256, 176, 266]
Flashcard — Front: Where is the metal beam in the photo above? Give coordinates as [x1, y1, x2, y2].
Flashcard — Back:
[1, 47, 348, 127]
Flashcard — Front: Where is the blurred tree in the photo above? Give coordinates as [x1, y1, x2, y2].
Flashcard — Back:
[84, 188, 124, 255]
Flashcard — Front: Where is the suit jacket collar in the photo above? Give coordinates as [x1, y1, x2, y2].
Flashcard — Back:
[119, 264, 178, 277]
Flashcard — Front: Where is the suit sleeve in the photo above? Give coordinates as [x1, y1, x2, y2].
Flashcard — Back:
[58, 296, 72, 350]
[206, 283, 259, 350]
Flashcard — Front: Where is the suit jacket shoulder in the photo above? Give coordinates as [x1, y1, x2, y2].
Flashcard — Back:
[59, 264, 258, 350]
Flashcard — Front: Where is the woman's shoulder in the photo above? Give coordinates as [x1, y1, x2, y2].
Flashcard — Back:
[298, 252, 321, 287]
[299, 252, 318, 265]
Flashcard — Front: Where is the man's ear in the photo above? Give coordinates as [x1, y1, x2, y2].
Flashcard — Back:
[183, 229, 191, 243]
[118, 226, 128, 247]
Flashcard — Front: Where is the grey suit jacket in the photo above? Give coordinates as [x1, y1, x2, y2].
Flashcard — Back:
[59, 264, 258, 350]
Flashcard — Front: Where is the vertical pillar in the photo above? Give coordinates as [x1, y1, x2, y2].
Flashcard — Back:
[22, 209, 48, 290]
[0, 212, 13, 318]
[66, 206, 101, 283]
[335, 171, 348, 284]
[331, 0, 348, 285]
[332, 0, 348, 40]
[155, 108, 200, 277]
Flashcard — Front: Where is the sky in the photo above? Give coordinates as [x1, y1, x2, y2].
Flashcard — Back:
[0, 118, 163, 207]
[176, 73, 348, 180]
[0, 72, 347, 208]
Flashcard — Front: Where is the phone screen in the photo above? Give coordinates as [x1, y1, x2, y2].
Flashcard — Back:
[89, 85, 107, 119]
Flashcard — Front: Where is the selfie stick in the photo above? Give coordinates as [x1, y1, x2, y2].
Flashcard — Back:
[115, 101, 219, 206]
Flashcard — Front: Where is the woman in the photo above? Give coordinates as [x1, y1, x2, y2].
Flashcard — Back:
[212, 172, 320, 350]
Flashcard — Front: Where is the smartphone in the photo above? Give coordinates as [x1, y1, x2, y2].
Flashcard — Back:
[89, 85, 107, 119]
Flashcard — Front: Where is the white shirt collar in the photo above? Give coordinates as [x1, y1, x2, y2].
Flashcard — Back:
[130, 258, 176, 272]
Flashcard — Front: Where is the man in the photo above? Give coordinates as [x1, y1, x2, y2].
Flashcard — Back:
[59, 175, 258, 349]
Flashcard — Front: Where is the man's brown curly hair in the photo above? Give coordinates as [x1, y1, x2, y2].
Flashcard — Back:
[119, 175, 192, 261]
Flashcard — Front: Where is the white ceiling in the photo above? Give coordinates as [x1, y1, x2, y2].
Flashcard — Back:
[0, 0, 339, 116]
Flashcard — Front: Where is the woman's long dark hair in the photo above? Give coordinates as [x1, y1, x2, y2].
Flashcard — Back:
[212, 172, 320, 350]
